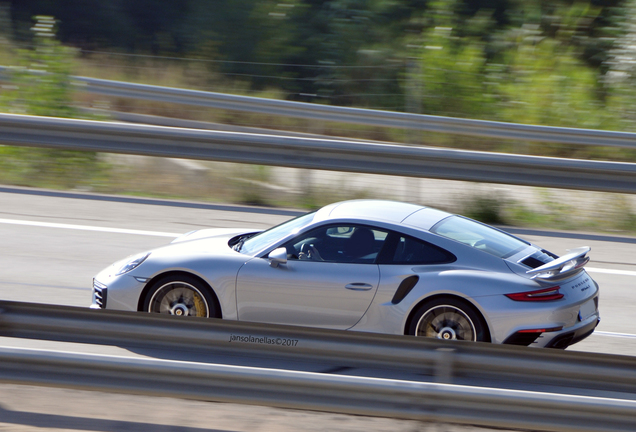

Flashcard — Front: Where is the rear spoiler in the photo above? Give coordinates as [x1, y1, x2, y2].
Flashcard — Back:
[526, 246, 590, 281]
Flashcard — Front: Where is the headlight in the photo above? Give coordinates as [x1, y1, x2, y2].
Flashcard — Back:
[116, 252, 150, 276]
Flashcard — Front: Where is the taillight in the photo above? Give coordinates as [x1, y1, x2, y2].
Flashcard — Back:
[505, 287, 563, 301]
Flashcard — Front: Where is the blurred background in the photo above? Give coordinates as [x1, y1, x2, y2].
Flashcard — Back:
[0, 4, 634, 430]
[1, 0, 636, 231]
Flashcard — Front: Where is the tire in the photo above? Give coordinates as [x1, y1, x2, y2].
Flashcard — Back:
[143, 274, 218, 318]
[408, 297, 489, 342]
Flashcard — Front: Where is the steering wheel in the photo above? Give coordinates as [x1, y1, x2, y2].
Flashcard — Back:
[300, 242, 314, 259]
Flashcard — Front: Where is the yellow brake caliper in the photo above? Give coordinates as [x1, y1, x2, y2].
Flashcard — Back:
[192, 292, 207, 317]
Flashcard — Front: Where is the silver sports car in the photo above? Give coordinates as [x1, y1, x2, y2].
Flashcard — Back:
[92, 200, 600, 348]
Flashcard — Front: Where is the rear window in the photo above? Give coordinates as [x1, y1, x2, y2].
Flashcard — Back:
[377, 233, 455, 265]
[430, 216, 528, 259]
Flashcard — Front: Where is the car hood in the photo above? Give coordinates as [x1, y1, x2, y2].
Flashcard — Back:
[124, 231, 254, 274]
[171, 227, 261, 244]
[150, 227, 264, 259]
[100, 229, 255, 279]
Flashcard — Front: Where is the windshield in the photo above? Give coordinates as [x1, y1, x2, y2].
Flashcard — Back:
[431, 216, 529, 259]
[239, 212, 316, 255]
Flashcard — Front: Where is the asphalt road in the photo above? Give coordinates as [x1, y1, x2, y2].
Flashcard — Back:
[1, 185, 635, 432]
[1, 185, 635, 357]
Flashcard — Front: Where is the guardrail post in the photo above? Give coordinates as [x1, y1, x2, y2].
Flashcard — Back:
[435, 347, 455, 383]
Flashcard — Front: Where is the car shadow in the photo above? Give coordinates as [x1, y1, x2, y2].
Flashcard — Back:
[122, 343, 355, 375]
[0, 404, 234, 432]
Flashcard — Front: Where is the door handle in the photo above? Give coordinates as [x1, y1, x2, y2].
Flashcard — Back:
[345, 283, 373, 291]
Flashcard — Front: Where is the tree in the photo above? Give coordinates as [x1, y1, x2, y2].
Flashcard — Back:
[0, 16, 101, 189]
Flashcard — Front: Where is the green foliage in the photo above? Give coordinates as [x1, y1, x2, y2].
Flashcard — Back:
[0, 146, 104, 189]
[502, 190, 636, 234]
[7, 1, 633, 120]
[418, 27, 495, 118]
[232, 165, 272, 206]
[0, 16, 102, 190]
[496, 38, 613, 130]
[413, 1, 619, 128]
[462, 195, 506, 225]
[4, 1, 636, 221]
[2, 42, 76, 117]
[401, 0, 635, 160]
[248, 0, 406, 108]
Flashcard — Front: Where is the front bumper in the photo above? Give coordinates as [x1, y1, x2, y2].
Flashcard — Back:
[91, 267, 147, 312]
[90, 278, 108, 309]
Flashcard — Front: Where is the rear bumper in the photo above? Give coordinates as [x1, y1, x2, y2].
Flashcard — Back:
[503, 313, 600, 349]
[543, 316, 600, 349]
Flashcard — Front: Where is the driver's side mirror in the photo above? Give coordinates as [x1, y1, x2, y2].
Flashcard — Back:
[268, 247, 288, 268]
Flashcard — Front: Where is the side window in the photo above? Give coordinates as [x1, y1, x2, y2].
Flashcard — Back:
[379, 233, 456, 265]
[283, 225, 388, 264]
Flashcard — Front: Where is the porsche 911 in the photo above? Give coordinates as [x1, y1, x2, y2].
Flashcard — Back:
[92, 200, 600, 348]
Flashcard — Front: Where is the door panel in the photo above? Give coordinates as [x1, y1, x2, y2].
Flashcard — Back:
[236, 258, 379, 329]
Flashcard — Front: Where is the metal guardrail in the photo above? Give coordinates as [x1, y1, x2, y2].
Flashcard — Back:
[2, 112, 636, 193]
[2, 66, 636, 148]
[71, 75, 636, 148]
[1, 301, 636, 432]
[1, 301, 635, 394]
[1, 345, 636, 432]
[1, 70, 635, 431]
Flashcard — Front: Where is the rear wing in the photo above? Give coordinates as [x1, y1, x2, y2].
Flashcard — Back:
[526, 246, 590, 281]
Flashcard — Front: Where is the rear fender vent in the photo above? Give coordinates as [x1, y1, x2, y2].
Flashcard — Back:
[391, 275, 419, 305]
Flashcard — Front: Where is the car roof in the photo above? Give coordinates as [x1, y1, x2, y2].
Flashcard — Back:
[314, 200, 453, 230]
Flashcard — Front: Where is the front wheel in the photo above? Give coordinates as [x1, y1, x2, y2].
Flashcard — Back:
[409, 297, 489, 342]
[143, 274, 218, 318]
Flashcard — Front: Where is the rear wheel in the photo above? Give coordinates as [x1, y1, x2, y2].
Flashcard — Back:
[143, 274, 218, 318]
[409, 297, 488, 342]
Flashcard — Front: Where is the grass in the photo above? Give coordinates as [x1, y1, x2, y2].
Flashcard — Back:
[2, 145, 636, 235]
[64, 53, 636, 162]
[1, 39, 636, 234]
[463, 190, 636, 235]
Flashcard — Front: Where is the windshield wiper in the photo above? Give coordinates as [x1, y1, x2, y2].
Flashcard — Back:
[233, 236, 247, 252]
